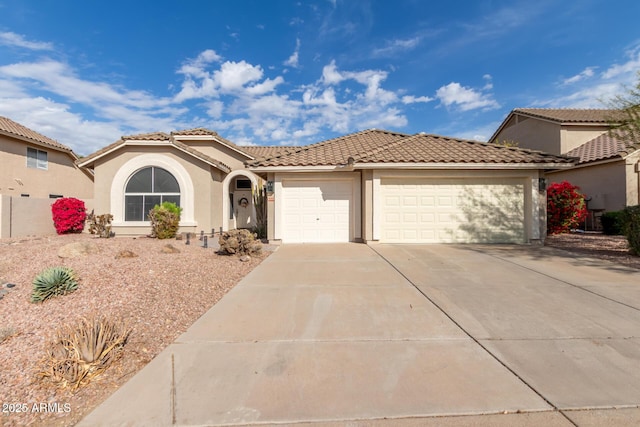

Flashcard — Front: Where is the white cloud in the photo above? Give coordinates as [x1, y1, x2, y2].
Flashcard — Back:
[602, 44, 640, 79]
[0, 32, 54, 50]
[372, 36, 421, 57]
[435, 82, 499, 111]
[321, 60, 344, 85]
[214, 61, 264, 93]
[402, 95, 433, 104]
[562, 67, 596, 85]
[284, 38, 301, 68]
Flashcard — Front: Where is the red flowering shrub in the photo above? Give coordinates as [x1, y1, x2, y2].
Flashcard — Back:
[51, 198, 87, 234]
[546, 181, 588, 234]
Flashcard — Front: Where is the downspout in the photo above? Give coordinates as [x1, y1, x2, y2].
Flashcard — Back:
[9, 196, 12, 238]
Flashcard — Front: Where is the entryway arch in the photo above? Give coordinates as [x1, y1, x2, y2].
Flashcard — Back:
[222, 170, 261, 232]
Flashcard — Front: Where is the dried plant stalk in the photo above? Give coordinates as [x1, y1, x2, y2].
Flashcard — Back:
[38, 315, 130, 390]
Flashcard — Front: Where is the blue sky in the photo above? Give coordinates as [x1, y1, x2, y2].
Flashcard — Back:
[1, 0, 639, 156]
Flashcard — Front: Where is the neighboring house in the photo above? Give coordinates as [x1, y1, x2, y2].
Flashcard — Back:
[0, 116, 93, 199]
[490, 108, 640, 213]
[79, 127, 573, 243]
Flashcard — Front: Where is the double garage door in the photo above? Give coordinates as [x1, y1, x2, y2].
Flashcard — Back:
[281, 179, 352, 243]
[380, 178, 525, 243]
[280, 177, 526, 244]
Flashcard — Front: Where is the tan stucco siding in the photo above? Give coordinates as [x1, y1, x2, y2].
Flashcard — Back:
[177, 140, 248, 170]
[0, 135, 93, 199]
[625, 152, 640, 207]
[91, 146, 219, 235]
[494, 116, 561, 154]
[560, 125, 609, 153]
[546, 161, 627, 211]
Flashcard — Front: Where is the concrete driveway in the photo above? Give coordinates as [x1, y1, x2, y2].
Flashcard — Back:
[79, 243, 640, 426]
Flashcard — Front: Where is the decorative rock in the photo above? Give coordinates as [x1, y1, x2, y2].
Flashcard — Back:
[161, 244, 180, 254]
[58, 241, 100, 258]
[239, 255, 251, 262]
[115, 250, 138, 259]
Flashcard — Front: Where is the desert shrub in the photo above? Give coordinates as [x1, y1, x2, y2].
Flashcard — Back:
[218, 229, 262, 256]
[87, 211, 113, 238]
[546, 181, 588, 234]
[148, 201, 182, 239]
[51, 198, 86, 234]
[622, 205, 640, 255]
[601, 211, 625, 235]
[38, 315, 130, 390]
[31, 266, 78, 303]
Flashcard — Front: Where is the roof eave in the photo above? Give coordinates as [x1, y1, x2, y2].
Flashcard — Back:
[353, 162, 576, 170]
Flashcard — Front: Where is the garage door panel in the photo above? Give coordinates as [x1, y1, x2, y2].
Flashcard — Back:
[282, 179, 352, 243]
[381, 178, 525, 244]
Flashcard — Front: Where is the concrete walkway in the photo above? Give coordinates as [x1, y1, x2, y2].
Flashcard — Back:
[79, 243, 640, 426]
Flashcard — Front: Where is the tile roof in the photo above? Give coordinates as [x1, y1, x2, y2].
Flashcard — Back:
[249, 129, 574, 167]
[171, 128, 219, 136]
[566, 131, 640, 163]
[240, 145, 295, 159]
[247, 129, 409, 167]
[77, 133, 232, 172]
[122, 132, 171, 141]
[513, 108, 625, 124]
[0, 116, 72, 152]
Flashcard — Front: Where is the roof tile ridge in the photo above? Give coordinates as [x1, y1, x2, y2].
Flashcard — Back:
[352, 131, 414, 161]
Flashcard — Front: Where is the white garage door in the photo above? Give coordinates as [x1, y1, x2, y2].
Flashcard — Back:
[282, 180, 352, 243]
[380, 178, 525, 243]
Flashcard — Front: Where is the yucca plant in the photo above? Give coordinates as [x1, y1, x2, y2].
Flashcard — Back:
[31, 266, 79, 303]
[38, 315, 130, 390]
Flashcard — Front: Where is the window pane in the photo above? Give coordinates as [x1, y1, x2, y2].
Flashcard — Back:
[126, 168, 152, 192]
[37, 150, 48, 169]
[153, 167, 179, 193]
[163, 195, 180, 207]
[125, 195, 143, 221]
[27, 147, 37, 168]
[144, 195, 162, 219]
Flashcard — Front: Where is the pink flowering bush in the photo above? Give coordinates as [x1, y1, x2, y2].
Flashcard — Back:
[51, 198, 86, 234]
[546, 181, 588, 234]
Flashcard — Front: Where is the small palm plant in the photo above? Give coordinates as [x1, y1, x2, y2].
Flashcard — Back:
[31, 267, 79, 303]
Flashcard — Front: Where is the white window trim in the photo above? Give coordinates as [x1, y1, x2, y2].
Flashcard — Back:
[111, 154, 196, 226]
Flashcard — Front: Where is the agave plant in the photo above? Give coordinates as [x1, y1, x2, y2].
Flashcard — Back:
[31, 266, 79, 303]
[38, 315, 130, 389]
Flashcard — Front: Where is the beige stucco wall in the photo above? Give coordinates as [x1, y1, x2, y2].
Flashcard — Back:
[547, 156, 639, 212]
[91, 146, 222, 236]
[175, 140, 248, 170]
[494, 116, 561, 154]
[0, 135, 93, 199]
[560, 125, 610, 153]
[494, 115, 609, 156]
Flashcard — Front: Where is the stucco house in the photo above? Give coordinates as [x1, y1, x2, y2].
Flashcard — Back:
[78, 127, 573, 243]
[490, 108, 640, 213]
[0, 116, 93, 199]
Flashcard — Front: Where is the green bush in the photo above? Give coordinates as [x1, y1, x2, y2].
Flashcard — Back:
[600, 211, 625, 235]
[148, 202, 182, 239]
[31, 267, 79, 303]
[622, 205, 640, 255]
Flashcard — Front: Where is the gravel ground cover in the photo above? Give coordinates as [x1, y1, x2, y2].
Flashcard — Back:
[545, 232, 640, 270]
[0, 233, 269, 426]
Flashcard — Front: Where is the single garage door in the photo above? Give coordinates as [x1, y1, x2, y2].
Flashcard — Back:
[282, 179, 352, 243]
[380, 178, 525, 243]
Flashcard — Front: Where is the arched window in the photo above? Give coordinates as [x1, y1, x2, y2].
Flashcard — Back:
[124, 167, 180, 221]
